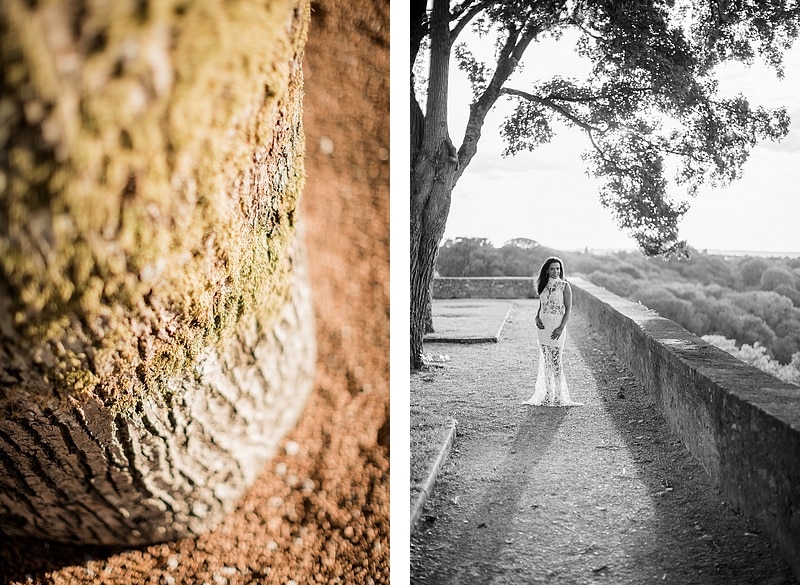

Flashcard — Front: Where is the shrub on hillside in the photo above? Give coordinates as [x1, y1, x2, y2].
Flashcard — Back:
[703, 335, 800, 386]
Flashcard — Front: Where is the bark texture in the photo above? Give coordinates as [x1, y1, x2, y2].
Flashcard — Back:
[410, 0, 458, 368]
[0, 0, 316, 545]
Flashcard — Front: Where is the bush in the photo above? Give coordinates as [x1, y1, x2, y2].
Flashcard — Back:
[586, 271, 634, 297]
[774, 284, 800, 307]
[760, 266, 796, 291]
[703, 335, 800, 385]
[739, 258, 769, 287]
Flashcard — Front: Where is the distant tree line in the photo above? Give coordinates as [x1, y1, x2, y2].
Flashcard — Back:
[436, 237, 800, 384]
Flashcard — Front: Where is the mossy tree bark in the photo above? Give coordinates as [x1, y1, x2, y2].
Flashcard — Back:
[0, 0, 316, 545]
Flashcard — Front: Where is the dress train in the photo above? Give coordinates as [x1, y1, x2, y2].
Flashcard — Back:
[522, 344, 582, 406]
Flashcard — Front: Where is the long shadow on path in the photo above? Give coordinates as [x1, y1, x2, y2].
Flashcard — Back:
[420, 408, 568, 585]
[567, 314, 796, 585]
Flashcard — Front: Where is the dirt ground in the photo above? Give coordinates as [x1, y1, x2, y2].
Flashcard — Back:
[0, 0, 389, 583]
[410, 300, 796, 585]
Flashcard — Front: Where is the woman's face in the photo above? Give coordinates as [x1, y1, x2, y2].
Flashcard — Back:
[547, 262, 562, 279]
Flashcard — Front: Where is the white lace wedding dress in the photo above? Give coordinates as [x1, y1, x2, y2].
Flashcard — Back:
[523, 278, 582, 407]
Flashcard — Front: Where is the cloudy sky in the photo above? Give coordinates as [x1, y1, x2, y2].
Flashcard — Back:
[442, 31, 800, 255]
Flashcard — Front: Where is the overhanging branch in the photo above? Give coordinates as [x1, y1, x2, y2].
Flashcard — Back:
[451, 0, 496, 41]
[454, 20, 541, 182]
[502, 87, 605, 133]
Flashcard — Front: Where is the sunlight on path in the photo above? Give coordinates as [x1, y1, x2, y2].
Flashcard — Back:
[500, 317, 661, 583]
[411, 299, 793, 585]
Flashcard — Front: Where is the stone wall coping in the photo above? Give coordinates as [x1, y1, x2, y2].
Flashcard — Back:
[569, 276, 800, 579]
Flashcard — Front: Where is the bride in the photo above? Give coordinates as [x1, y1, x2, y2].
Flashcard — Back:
[523, 256, 582, 407]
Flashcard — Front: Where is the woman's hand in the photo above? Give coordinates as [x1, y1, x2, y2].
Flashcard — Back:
[551, 326, 563, 340]
[535, 315, 544, 329]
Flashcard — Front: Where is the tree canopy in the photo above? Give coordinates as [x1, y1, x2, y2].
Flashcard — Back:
[410, 0, 800, 369]
[413, 0, 799, 256]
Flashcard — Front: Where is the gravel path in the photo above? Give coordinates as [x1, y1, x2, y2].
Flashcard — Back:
[410, 299, 796, 585]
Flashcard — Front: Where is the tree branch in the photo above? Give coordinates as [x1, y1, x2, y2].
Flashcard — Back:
[501, 87, 606, 133]
[422, 0, 454, 150]
[455, 18, 541, 182]
[450, 0, 495, 43]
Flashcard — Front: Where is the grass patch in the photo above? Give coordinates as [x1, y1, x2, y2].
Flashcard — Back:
[426, 299, 512, 340]
[410, 365, 452, 504]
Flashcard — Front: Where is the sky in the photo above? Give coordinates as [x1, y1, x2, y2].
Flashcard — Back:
[441, 30, 800, 255]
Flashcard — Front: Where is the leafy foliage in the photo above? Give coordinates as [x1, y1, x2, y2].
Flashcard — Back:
[432, 0, 799, 256]
[411, 0, 800, 370]
[454, 43, 488, 94]
[703, 335, 800, 385]
[436, 237, 800, 378]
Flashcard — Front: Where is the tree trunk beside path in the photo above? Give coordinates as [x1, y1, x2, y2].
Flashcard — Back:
[0, 0, 316, 545]
[411, 300, 795, 584]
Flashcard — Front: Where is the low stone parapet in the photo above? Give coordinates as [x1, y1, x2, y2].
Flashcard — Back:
[433, 277, 536, 299]
[569, 276, 800, 579]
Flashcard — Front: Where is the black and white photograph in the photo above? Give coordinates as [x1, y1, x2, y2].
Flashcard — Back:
[410, 1, 800, 583]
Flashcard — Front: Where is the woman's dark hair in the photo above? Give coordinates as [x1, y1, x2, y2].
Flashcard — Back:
[535, 256, 565, 295]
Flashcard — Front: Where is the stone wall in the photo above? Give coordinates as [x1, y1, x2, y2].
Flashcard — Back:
[433, 277, 537, 299]
[569, 276, 800, 579]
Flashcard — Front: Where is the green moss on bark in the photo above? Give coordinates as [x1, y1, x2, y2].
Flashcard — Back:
[1, 0, 309, 412]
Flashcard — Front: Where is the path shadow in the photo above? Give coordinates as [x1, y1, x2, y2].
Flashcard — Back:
[424, 407, 569, 584]
[571, 317, 796, 584]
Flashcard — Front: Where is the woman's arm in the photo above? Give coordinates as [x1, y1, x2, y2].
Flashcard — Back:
[561, 282, 572, 327]
[535, 289, 544, 329]
[551, 282, 572, 339]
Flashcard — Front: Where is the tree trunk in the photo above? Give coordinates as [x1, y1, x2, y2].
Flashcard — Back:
[410, 12, 542, 369]
[410, 147, 457, 368]
[0, 0, 316, 545]
[424, 287, 435, 334]
[410, 0, 458, 369]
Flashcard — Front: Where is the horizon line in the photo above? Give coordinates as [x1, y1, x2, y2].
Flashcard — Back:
[442, 237, 800, 258]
